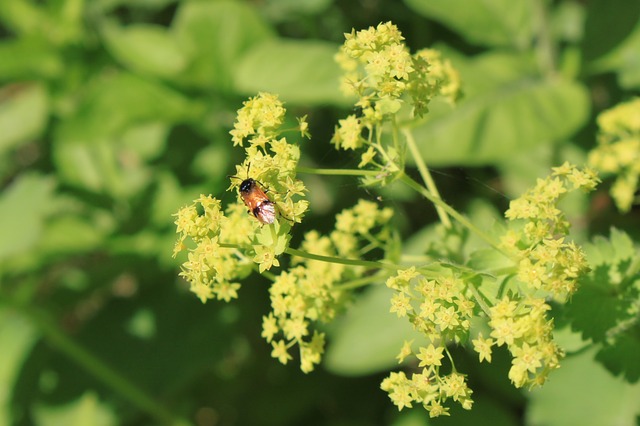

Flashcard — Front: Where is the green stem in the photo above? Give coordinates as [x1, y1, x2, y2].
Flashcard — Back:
[444, 346, 457, 372]
[284, 247, 401, 271]
[402, 128, 452, 228]
[466, 282, 492, 317]
[400, 174, 510, 258]
[296, 167, 379, 177]
[22, 306, 182, 425]
[333, 273, 389, 291]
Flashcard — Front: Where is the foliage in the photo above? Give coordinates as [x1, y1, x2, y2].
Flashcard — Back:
[2, 0, 640, 425]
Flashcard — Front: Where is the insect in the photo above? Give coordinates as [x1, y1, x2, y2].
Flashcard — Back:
[230, 164, 277, 224]
[237, 177, 276, 224]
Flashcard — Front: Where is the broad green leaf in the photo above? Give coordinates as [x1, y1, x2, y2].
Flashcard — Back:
[586, 19, 640, 89]
[102, 23, 188, 79]
[91, 0, 177, 13]
[0, 0, 48, 36]
[324, 285, 427, 376]
[567, 229, 640, 382]
[37, 215, 106, 256]
[57, 72, 195, 136]
[0, 308, 39, 426]
[235, 39, 346, 105]
[0, 37, 62, 79]
[404, 0, 533, 47]
[172, 0, 274, 91]
[0, 173, 56, 261]
[261, 0, 332, 20]
[120, 122, 169, 161]
[581, 0, 640, 63]
[53, 73, 194, 196]
[526, 349, 640, 426]
[409, 51, 590, 166]
[597, 333, 640, 383]
[34, 392, 116, 426]
[0, 82, 48, 156]
[0, 0, 84, 43]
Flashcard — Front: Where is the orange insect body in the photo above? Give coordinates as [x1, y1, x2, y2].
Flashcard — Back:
[239, 178, 276, 224]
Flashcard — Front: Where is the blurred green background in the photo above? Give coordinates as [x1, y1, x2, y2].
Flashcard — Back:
[1, 0, 640, 425]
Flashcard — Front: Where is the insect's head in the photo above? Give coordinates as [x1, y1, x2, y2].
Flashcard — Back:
[239, 178, 256, 194]
[228, 162, 253, 190]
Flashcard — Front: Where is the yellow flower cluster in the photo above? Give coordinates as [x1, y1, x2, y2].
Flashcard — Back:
[173, 93, 310, 302]
[173, 195, 253, 303]
[481, 163, 600, 387]
[481, 297, 562, 389]
[335, 21, 461, 125]
[588, 98, 640, 211]
[381, 359, 473, 417]
[229, 92, 310, 224]
[262, 200, 393, 373]
[332, 21, 461, 187]
[383, 268, 475, 416]
[503, 162, 599, 299]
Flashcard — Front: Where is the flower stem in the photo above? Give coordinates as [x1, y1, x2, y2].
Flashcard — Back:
[333, 273, 390, 290]
[296, 166, 379, 177]
[402, 128, 452, 228]
[284, 247, 401, 271]
[466, 282, 492, 317]
[400, 174, 509, 257]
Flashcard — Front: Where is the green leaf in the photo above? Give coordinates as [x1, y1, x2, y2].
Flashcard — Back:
[172, 0, 274, 91]
[235, 39, 347, 105]
[580, 0, 640, 63]
[567, 229, 640, 383]
[526, 349, 640, 426]
[34, 392, 117, 426]
[52, 73, 194, 196]
[596, 333, 640, 383]
[0, 0, 48, 36]
[568, 270, 627, 341]
[102, 22, 188, 79]
[324, 285, 427, 376]
[0, 37, 63, 79]
[92, 0, 177, 12]
[37, 215, 106, 256]
[261, 0, 332, 20]
[409, 51, 590, 166]
[0, 173, 56, 261]
[404, 0, 534, 47]
[0, 83, 49, 156]
[587, 20, 640, 89]
[584, 228, 635, 267]
[0, 308, 39, 426]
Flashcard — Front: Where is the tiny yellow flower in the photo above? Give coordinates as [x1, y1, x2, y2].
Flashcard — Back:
[271, 340, 292, 365]
[396, 340, 414, 364]
[261, 314, 279, 342]
[416, 344, 445, 368]
[472, 334, 494, 363]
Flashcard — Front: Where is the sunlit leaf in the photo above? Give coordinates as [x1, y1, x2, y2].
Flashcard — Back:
[172, 0, 274, 91]
[0, 83, 48, 155]
[410, 51, 589, 166]
[325, 285, 427, 376]
[0, 173, 56, 260]
[404, 0, 534, 47]
[235, 39, 346, 105]
[102, 23, 188, 79]
[526, 349, 640, 425]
